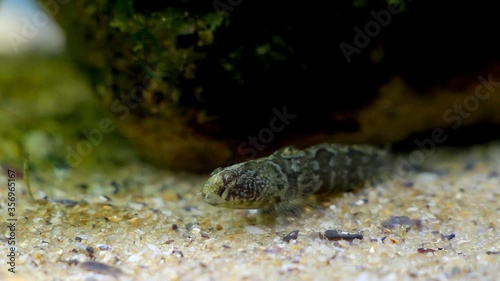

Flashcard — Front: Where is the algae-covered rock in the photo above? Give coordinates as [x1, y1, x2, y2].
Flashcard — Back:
[44, 0, 500, 171]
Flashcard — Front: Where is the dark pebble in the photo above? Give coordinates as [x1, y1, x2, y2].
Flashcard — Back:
[488, 171, 498, 178]
[486, 251, 500, 255]
[417, 247, 436, 254]
[110, 181, 120, 194]
[324, 230, 363, 241]
[403, 181, 414, 187]
[369, 236, 387, 242]
[443, 233, 456, 240]
[283, 230, 299, 243]
[54, 199, 78, 206]
[81, 261, 123, 277]
[172, 250, 184, 258]
[86, 246, 95, 254]
[77, 183, 89, 189]
[413, 219, 423, 231]
[75, 237, 83, 242]
[172, 224, 178, 231]
[97, 244, 112, 251]
[382, 215, 414, 231]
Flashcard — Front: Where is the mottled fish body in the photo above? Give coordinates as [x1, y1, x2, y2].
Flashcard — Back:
[202, 143, 392, 212]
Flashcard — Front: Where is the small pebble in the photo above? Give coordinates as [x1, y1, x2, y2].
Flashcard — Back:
[75, 242, 88, 252]
[128, 202, 145, 210]
[485, 251, 500, 255]
[382, 215, 414, 231]
[185, 223, 200, 232]
[417, 247, 436, 254]
[244, 225, 266, 235]
[442, 233, 456, 240]
[172, 250, 184, 258]
[96, 244, 112, 251]
[488, 171, 498, 178]
[413, 219, 423, 231]
[128, 217, 141, 227]
[99, 195, 112, 202]
[53, 199, 78, 206]
[86, 246, 94, 254]
[107, 215, 123, 222]
[353, 199, 368, 206]
[324, 230, 363, 241]
[147, 243, 161, 255]
[403, 181, 414, 187]
[283, 230, 299, 243]
[172, 224, 178, 231]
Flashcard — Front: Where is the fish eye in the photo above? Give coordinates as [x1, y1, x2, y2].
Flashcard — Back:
[221, 171, 236, 185]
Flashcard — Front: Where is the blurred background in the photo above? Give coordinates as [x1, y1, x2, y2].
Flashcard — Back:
[0, 0, 64, 54]
[1, 0, 500, 173]
[0, 0, 137, 173]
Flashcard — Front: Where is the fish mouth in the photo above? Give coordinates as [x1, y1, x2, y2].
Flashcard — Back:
[202, 192, 224, 206]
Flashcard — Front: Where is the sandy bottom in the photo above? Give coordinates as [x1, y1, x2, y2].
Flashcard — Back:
[0, 142, 499, 281]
